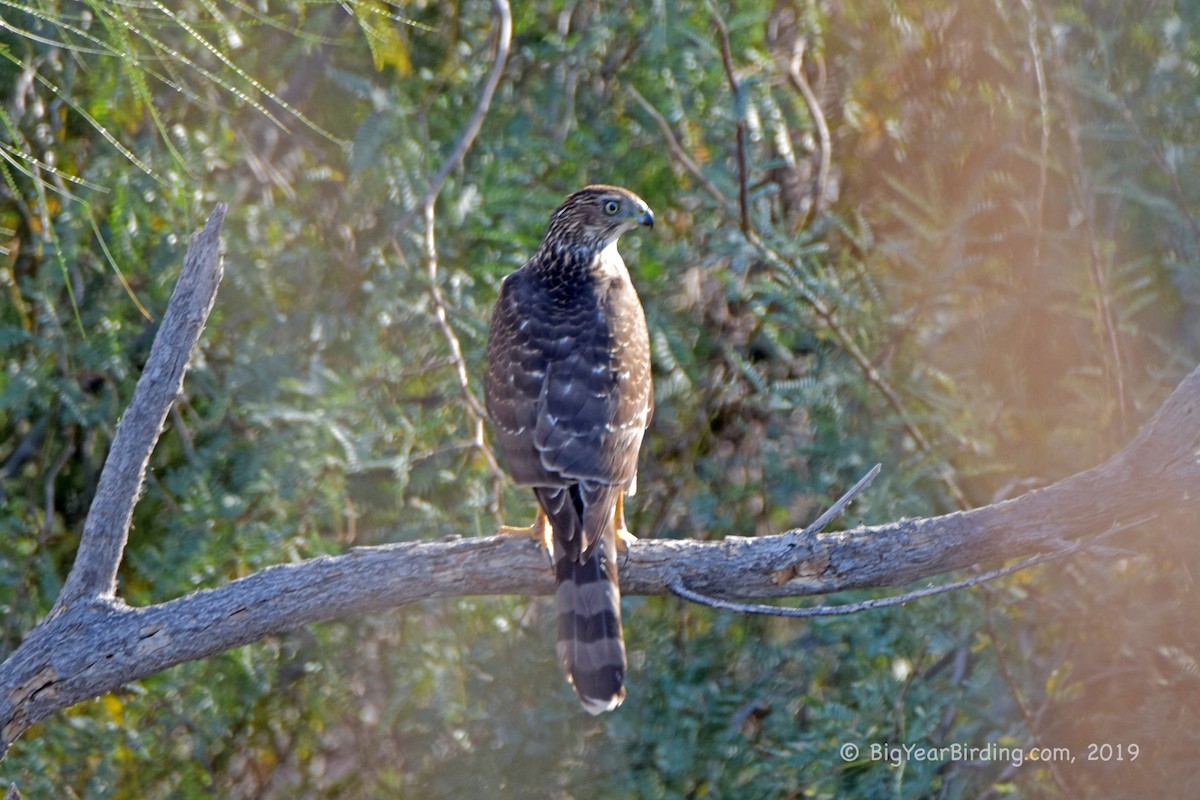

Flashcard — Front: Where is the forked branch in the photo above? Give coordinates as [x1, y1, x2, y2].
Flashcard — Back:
[52, 203, 227, 615]
[2, 206, 1196, 760]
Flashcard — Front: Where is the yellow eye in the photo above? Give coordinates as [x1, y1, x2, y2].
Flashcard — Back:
[603, 199, 621, 215]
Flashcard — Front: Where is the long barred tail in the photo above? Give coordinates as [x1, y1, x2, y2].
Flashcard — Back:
[553, 533, 627, 714]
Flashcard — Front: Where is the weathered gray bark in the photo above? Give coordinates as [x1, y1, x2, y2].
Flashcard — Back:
[1, 205, 1196, 758]
[52, 205, 227, 614]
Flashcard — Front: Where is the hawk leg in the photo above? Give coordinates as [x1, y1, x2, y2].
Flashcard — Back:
[614, 492, 638, 555]
[497, 506, 553, 558]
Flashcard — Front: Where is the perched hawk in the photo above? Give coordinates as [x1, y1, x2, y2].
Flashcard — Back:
[485, 185, 655, 714]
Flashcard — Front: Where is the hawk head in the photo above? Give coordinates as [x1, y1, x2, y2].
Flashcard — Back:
[542, 185, 654, 255]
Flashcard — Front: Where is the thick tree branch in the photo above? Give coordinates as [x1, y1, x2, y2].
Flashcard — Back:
[2, 206, 1197, 759]
[52, 204, 226, 614]
[668, 515, 1149, 617]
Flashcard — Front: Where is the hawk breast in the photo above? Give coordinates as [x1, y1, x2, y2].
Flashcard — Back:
[484, 252, 653, 494]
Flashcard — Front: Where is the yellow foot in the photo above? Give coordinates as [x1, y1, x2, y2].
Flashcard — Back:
[497, 508, 553, 559]
[613, 492, 639, 555]
[615, 526, 639, 555]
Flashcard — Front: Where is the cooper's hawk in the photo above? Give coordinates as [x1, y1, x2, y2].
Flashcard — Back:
[485, 185, 654, 714]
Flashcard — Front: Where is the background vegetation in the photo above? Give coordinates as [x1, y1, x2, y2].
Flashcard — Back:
[1, 0, 1198, 796]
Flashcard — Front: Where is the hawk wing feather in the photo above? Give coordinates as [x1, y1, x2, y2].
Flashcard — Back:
[490, 271, 652, 554]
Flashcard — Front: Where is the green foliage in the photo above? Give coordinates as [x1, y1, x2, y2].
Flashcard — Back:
[2, 0, 1199, 796]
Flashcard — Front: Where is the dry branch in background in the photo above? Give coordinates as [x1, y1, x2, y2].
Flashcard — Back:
[626, 82, 971, 509]
[1, 205, 1197, 760]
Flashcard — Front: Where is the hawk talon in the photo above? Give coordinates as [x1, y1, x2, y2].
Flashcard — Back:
[614, 492, 638, 564]
[615, 527, 638, 554]
[615, 526, 638, 570]
[497, 508, 553, 565]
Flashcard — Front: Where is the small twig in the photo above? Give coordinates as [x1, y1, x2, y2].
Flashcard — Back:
[980, 587, 1072, 795]
[749, 234, 971, 509]
[1108, 91, 1200, 248]
[1019, 0, 1050, 274]
[392, 0, 510, 483]
[669, 515, 1153, 617]
[931, 644, 970, 746]
[626, 31, 967, 509]
[422, 205, 484, 422]
[785, 40, 832, 223]
[42, 428, 76, 538]
[419, 24, 503, 465]
[1, 417, 46, 481]
[632, 75, 969, 510]
[170, 403, 197, 466]
[1038, 1, 1128, 437]
[709, 2, 751, 235]
[414, 0, 511, 214]
[627, 84, 734, 214]
[421, 201, 503, 478]
[796, 463, 880, 538]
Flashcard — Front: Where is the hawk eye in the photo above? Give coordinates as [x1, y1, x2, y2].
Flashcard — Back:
[603, 199, 621, 215]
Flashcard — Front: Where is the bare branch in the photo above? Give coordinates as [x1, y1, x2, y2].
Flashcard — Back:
[52, 203, 226, 613]
[794, 462, 880, 538]
[1038, 1, 1129, 435]
[708, 2, 751, 235]
[403, 0, 512, 483]
[630, 65, 970, 510]
[668, 515, 1151, 617]
[4, 204, 1199, 761]
[627, 83, 734, 214]
[422, 199, 503, 478]
[785, 41, 832, 221]
[748, 233, 971, 508]
[1019, 0, 1051, 273]
[4, 342, 1196, 753]
[980, 581, 1072, 795]
[415, 0, 511, 213]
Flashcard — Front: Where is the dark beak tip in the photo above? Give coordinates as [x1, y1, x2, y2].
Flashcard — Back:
[639, 210, 655, 229]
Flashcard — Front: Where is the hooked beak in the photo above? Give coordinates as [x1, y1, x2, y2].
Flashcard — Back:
[637, 207, 655, 229]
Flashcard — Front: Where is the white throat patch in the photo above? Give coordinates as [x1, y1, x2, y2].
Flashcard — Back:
[596, 239, 631, 281]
